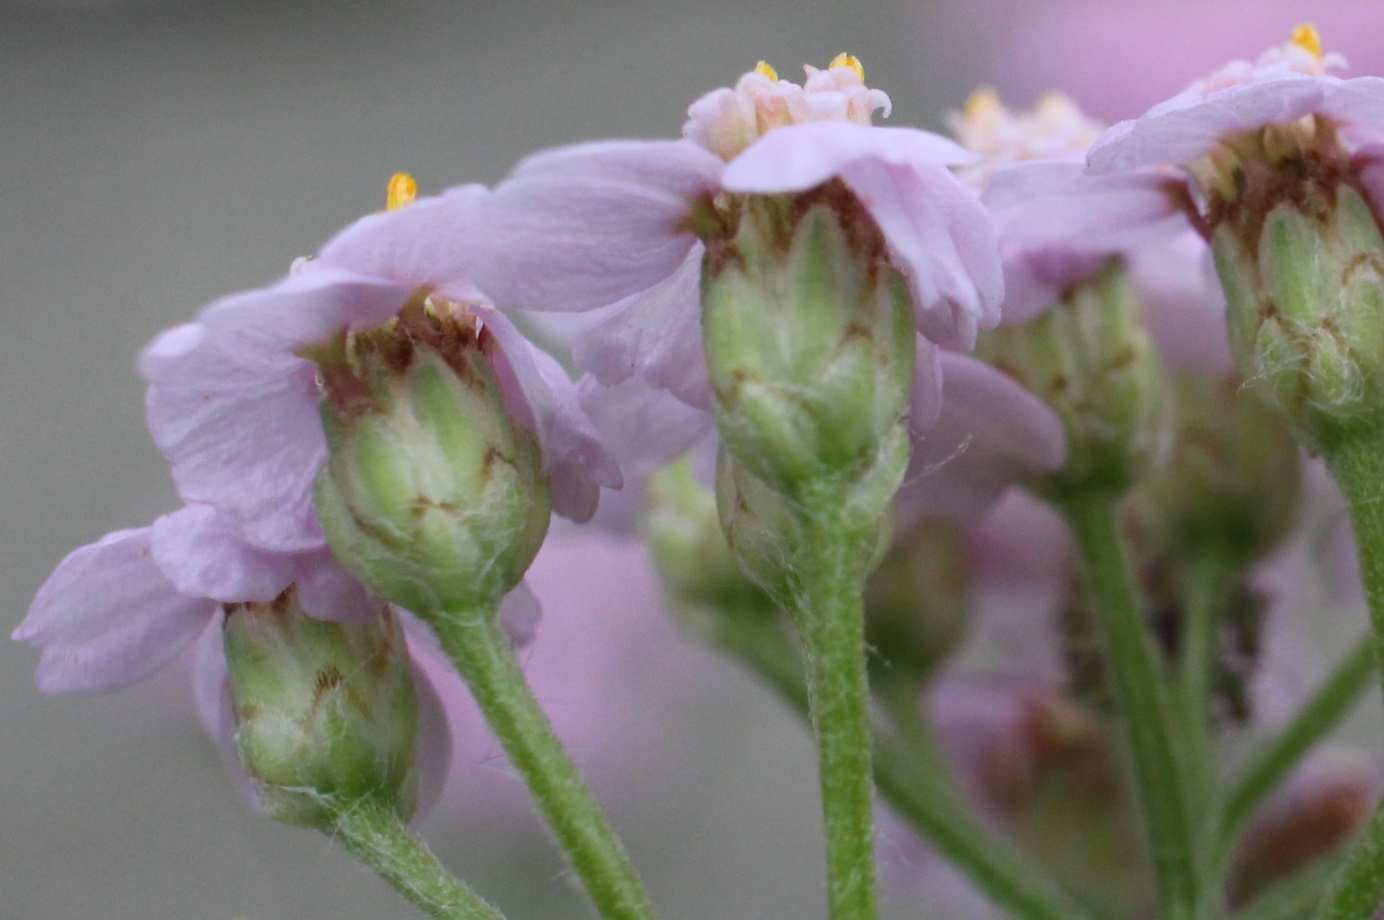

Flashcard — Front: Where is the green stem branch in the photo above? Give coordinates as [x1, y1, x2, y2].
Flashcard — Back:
[1220, 636, 1376, 849]
[1178, 560, 1230, 822]
[327, 796, 506, 920]
[1059, 495, 1200, 920]
[430, 611, 656, 920]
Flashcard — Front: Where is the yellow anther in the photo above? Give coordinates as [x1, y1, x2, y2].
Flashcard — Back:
[386, 173, 417, 212]
[1291, 23, 1322, 59]
[755, 60, 779, 81]
[829, 52, 865, 82]
[964, 86, 1002, 119]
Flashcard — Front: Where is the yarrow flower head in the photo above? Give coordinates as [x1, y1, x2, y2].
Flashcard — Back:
[9, 500, 532, 819]
[950, 88, 1186, 323]
[949, 88, 1104, 186]
[1089, 25, 1384, 448]
[457, 57, 1072, 529]
[468, 54, 1003, 409]
[942, 90, 1182, 500]
[683, 55, 890, 162]
[141, 177, 619, 555]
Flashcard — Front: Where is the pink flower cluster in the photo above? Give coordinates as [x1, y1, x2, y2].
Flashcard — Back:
[15, 28, 1382, 857]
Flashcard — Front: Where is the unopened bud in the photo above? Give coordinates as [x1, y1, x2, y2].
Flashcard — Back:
[645, 458, 762, 612]
[978, 261, 1166, 501]
[863, 517, 969, 685]
[224, 592, 418, 828]
[701, 188, 916, 504]
[1129, 372, 1301, 569]
[715, 448, 891, 606]
[1215, 183, 1384, 450]
[311, 302, 551, 616]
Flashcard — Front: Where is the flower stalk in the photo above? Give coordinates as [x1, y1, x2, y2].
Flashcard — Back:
[328, 796, 508, 920]
[430, 609, 658, 920]
[1059, 494, 1200, 920]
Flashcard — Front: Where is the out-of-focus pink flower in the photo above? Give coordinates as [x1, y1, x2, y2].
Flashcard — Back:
[141, 184, 618, 553]
[1088, 27, 1384, 175]
[929, 2, 1384, 126]
[945, 88, 1186, 323]
[1228, 750, 1383, 907]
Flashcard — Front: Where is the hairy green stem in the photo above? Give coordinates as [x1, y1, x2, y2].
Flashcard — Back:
[431, 611, 656, 920]
[1059, 495, 1200, 920]
[327, 796, 506, 920]
[790, 491, 880, 920]
[712, 605, 1094, 920]
[1313, 435, 1384, 920]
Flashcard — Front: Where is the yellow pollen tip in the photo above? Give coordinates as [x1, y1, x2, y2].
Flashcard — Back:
[829, 52, 865, 82]
[755, 60, 779, 81]
[964, 86, 1002, 119]
[386, 173, 417, 211]
[1291, 23, 1323, 59]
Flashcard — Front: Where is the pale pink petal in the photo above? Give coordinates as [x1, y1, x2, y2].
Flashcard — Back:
[1130, 233, 1234, 375]
[1087, 76, 1330, 173]
[315, 184, 489, 288]
[1356, 145, 1384, 213]
[910, 336, 944, 434]
[986, 161, 1183, 253]
[408, 646, 454, 820]
[573, 248, 712, 410]
[898, 353, 1066, 525]
[840, 160, 1003, 346]
[499, 580, 543, 649]
[191, 613, 260, 806]
[577, 375, 715, 478]
[150, 504, 296, 603]
[1325, 78, 1384, 147]
[481, 307, 620, 522]
[719, 122, 977, 194]
[292, 549, 383, 624]
[997, 249, 1112, 325]
[472, 139, 723, 313]
[142, 269, 412, 552]
[17, 527, 217, 693]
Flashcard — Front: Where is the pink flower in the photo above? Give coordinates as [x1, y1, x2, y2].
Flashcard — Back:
[947, 89, 1187, 323]
[465, 57, 1004, 425]
[936, 0, 1384, 126]
[141, 183, 619, 554]
[11, 502, 542, 816]
[1087, 27, 1384, 176]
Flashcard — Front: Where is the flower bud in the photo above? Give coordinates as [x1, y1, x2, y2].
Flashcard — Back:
[224, 591, 418, 829]
[311, 303, 551, 616]
[645, 458, 763, 613]
[1128, 372, 1301, 570]
[714, 448, 892, 606]
[644, 457, 787, 656]
[1214, 182, 1384, 450]
[700, 188, 916, 503]
[977, 261, 1166, 501]
[863, 517, 969, 685]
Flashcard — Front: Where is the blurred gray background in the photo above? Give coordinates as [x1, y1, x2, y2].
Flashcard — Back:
[4, 1, 1378, 918]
